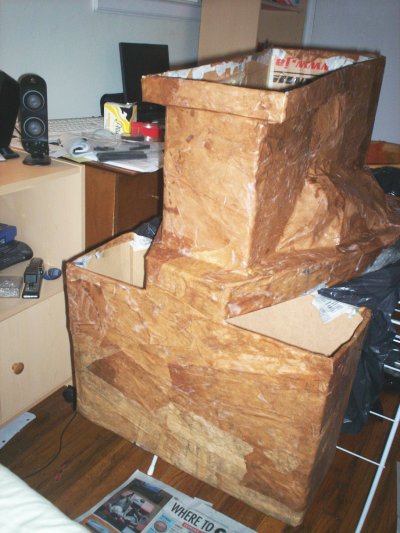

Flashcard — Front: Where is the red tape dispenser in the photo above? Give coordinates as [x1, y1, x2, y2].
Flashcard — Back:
[131, 121, 163, 141]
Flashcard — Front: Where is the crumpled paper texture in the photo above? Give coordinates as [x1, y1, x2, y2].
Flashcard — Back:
[66, 244, 370, 525]
[67, 47, 399, 525]
[143, 47, 399, 317]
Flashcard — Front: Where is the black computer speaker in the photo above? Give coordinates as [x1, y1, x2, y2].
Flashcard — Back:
[19, 73, 50, 165]
[0, 71, 20, 159]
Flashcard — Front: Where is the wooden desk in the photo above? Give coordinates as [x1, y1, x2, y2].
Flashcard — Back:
[85, 162, 163, 249]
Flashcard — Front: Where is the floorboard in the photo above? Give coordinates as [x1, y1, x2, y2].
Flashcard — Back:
[0, 387, 398, 532]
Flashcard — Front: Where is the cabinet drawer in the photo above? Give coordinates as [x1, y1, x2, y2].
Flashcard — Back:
[0, 292, 72, 425]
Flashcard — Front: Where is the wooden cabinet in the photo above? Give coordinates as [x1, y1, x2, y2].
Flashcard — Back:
[85, 162, 163, 249]
[257, 1, 307, 48]
[0, 293, 72, 423]
[198, 0, 261, 62]
[0, 155, 162, 425]
[198, 0, 307, 63]
[0, 155, 84, 425]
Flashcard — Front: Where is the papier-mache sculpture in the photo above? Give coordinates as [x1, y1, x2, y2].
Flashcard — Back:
[66, 47, 400, 525]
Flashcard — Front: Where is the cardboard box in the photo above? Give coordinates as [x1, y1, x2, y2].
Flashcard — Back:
[103, 102, 137, 134]
[367, 141, 400, 166]
[66, 233, 369, 526]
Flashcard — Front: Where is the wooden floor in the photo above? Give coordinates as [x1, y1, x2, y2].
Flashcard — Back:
[0, 387, 398, 532]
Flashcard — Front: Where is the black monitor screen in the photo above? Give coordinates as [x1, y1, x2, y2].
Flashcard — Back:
[119, 42, 170, 103]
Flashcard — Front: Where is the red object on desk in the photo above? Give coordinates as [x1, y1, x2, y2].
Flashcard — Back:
[131, 121, 163, 141]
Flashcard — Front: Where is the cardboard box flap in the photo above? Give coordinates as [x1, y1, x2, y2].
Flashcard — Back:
[227, 294, 363, 356]
[73, 235, 148, 288]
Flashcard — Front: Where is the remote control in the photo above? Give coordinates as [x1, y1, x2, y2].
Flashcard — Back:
[120, 135, 145, 142]
[128, 144, 150, 150]
[22, 257, 44, 299]
[97, 150, 147, 162]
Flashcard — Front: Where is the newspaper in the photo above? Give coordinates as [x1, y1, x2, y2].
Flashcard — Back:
[77, 470, 256, 533]
[266, 48, 367, 90]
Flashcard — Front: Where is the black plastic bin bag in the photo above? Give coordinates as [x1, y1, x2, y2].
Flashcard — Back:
[318, 260, 400, 433]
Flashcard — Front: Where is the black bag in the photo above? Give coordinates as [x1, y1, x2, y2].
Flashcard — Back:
[319, 261, 400, 433]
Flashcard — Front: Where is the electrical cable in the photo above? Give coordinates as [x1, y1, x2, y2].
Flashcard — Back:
[22, 410, 77, 480]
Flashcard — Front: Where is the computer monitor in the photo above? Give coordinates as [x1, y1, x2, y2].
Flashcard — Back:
[119, 42, 170, 104]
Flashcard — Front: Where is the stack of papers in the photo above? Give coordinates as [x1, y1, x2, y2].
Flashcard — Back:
[51, 132, 164, 172]
[10, 128, 164, 173]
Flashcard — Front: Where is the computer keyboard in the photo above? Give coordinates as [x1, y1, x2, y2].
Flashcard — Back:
[48, 116, 104, 141]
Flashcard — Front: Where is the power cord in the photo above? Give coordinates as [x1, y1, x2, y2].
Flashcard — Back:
[22, 410, 77, 480]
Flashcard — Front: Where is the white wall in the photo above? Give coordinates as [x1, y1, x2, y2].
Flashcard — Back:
[0, 0, 200, 118]
[304, 0, 400, 143]
[1, 0, 398, 143]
